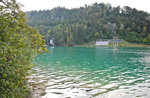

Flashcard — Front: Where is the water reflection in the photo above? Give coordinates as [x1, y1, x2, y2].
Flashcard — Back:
[29, 47, 150, 98]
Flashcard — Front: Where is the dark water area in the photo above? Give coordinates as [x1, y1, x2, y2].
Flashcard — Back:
[29, 47, 150, 98]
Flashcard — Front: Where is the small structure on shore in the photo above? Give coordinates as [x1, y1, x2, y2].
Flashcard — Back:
[96, 39, 124, 50]
[49, 39, 54, 46]
[96, 39, 109, 46]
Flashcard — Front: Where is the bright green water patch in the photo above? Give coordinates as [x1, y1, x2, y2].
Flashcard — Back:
[31, 47, 150, 98]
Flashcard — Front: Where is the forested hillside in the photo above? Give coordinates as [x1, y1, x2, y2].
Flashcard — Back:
[26, 3, 150, 46]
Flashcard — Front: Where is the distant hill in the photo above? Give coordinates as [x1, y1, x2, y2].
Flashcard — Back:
[26, 3, 150, 46]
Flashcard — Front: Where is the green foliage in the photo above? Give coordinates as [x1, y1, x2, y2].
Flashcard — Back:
[67, 34, 74, 46]
[26, 3, 150, 45]
[0, 0, 47, 97]
[94, 32, 100, 39]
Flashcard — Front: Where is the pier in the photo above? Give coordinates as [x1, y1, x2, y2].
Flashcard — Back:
[96, 39, 124, 50]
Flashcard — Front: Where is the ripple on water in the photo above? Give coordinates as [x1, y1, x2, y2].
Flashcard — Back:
[30, 47, 150, 98]
[28, 66, 150, 98]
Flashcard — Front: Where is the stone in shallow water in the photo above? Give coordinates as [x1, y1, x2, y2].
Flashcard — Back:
[101, 83, 119, 89]
[43, 87, 92, 98]
[51, 92, 63, 94]
[40, 92, 46, 96]
[87, 89, 107, 97]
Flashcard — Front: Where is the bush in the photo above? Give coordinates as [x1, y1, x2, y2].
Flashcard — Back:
[0, 0, 47, 97]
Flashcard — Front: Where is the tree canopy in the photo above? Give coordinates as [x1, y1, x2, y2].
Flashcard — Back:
[26, 3, 150, 45]
[0, 0, 47, 97]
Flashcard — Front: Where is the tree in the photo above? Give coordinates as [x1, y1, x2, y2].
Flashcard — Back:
[67, 34, 74, 46]
[26, 2, 150, 45]
[0, 0, 47, 97]
[142, 26, 147, 34]
[94, 32, 100, 39]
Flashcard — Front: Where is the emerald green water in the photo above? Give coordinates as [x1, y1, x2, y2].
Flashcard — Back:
[31, 47, 150, 98]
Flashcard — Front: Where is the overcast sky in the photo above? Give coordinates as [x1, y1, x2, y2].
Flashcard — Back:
[18, 0, 150, 13]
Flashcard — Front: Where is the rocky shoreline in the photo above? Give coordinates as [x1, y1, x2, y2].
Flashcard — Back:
[27, 68, 48, 98]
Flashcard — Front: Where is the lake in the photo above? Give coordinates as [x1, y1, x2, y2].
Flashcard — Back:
[30, 47, 150, 98]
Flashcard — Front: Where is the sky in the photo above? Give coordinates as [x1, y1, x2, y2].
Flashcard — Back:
[18, 0, 150, 13]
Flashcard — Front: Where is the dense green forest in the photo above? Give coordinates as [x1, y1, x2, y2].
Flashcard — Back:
[26, 3, 150, 46]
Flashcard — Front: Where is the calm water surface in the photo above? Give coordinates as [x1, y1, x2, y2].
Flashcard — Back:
[30, 47, 150, 98]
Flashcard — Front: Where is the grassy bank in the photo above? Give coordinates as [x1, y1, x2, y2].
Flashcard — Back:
[74, 41, 150, 47]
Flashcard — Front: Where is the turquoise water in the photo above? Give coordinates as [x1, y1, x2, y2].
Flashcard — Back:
[32, 47, 150, 98]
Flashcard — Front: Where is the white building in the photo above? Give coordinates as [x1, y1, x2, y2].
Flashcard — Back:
[50, 39, 54, 46]
[96, 40, 109, 46]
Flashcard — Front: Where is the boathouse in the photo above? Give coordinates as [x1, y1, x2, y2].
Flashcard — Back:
[49, 39, 54, 46]
[95, 39, 124, 46]
[95, 39, 109, 46]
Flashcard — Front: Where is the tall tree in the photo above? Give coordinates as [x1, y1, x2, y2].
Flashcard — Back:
[26, 3, 150, 45]
[0, 0, 47, 97]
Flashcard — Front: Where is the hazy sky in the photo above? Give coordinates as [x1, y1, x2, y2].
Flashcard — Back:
[18, 0, 150, 13]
